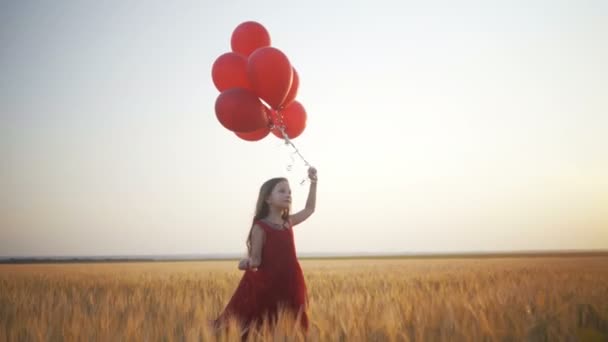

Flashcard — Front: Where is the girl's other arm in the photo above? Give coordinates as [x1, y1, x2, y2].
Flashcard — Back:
[248, 224, 264, 269]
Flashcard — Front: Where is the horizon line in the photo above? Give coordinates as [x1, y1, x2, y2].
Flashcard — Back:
[2, 248, 607, 262]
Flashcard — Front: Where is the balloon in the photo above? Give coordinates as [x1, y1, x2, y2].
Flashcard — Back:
[235, 126, 270, 141]
[280, 68, 299, 109]
[211, 52, 250, 92]
[272, 101, 306, 139]
[248, 47, 293, 109]
[231, 21, 271, 57]
[215, 88, 268, 133]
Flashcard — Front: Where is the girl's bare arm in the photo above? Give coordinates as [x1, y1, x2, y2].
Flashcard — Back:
[239, 224, 264, 270]
[290, 167, 317, 226]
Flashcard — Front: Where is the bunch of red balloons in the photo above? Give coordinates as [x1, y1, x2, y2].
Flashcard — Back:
[212, 21, 307, 142]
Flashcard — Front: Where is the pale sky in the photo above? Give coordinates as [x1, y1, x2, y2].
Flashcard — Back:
[1, 1, 607, 257]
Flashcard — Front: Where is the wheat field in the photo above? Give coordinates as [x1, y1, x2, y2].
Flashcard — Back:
[1, 256, 607, 341]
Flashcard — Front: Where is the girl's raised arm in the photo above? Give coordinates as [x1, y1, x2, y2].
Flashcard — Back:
[290, 167, 317, 226]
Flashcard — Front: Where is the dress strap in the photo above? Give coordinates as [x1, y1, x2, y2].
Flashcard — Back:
[255, 219, 290, 232]
[255, 220, 270, 232]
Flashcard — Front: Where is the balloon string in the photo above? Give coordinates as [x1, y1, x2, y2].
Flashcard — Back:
[277, 126, 311, 167]
[272, 112, 311, 185]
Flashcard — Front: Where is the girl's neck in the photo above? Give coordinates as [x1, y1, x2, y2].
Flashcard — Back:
[266, 207, 285, 223]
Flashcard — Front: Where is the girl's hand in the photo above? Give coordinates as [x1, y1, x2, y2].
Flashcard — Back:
[238, 258, 249, 270]
[308, 167, 318, 183]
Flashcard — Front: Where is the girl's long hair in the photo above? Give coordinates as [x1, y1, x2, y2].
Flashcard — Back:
[246, 177, 291, 257]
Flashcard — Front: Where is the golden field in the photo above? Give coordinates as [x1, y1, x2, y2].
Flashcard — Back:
[1, 256, 607, 341]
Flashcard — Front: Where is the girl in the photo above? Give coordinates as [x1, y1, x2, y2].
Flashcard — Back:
[212, 167, 318, 338]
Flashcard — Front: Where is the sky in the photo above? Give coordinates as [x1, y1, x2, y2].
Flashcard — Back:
[1, 0, 606, 257]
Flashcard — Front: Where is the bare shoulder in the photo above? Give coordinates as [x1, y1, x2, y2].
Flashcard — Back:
[251, 223, 266, 239]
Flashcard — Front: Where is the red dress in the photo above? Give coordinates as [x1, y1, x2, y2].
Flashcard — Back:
[212, 219, 309, 335]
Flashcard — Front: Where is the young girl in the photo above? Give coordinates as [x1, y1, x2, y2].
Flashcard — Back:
[212, 167, 318, 338]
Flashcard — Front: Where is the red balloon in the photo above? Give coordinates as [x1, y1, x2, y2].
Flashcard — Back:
[272, 101, 307, 139]
[235, 126, 270, 141]
[215, 88, 268, 133]
[231, 21, 271, 57]
[211, 52, 250, 92]
[248, 47, 293, 109]
[211, 53, 249, 91]
[280, 68, 299, 109]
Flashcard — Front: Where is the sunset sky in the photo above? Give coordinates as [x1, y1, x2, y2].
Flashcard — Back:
[1, 1, 606, 257]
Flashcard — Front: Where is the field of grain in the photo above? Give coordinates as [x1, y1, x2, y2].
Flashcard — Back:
[1, 257, 607, 341]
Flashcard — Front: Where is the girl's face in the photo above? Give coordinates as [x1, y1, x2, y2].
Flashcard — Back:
[266, 180, 292, 210]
